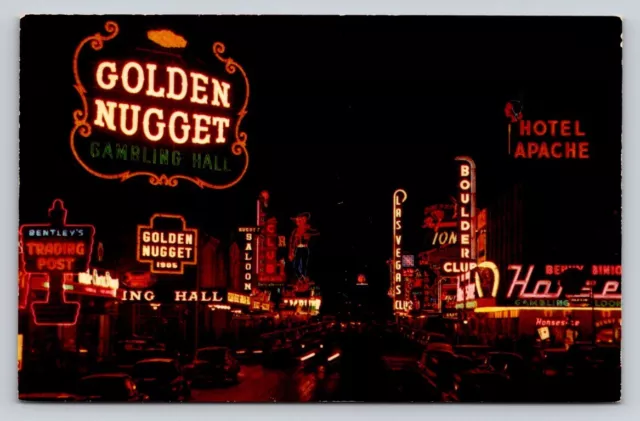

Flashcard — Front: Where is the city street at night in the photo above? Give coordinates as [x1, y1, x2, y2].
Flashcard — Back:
[17, 15, 622, 404]
[18, 323, 620, 402]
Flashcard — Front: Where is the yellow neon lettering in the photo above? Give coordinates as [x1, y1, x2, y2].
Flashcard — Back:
[96, 61, 118, 90]
[168, 111, 190, 144]
[122, 61, 145, 94]
[93, 99, 118, 130]
[166, 66, 188, 100]
[192, 114, 211, 144]
[145, 63, 166, 98]
[142, 108, 165, 141]
[118, 103, 142, 136]
[190, 73, 209, 104]
[211, 78, 231, 108]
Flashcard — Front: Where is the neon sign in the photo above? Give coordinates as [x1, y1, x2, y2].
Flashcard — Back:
[123, 271, 156, 289]
[401, 255, 415, 268]
[432, 230, 457, 246]
[443, 261, 477, 274]
[474, 261, 500, 299]
[535, 318, 580, 328]
[228, 292, 251, 306]
[457, 270, 476, 302]
[260, 217, 286, 284]
[78, 269, 119, 290]
[19, 270, 29, 310]
[120, 288, 225, 303]
[448, 157, 477, 309]
[505, 264, 621, 308]
[137, 214, 198, 275]
[255, 191, 268, 275]
[392, 189, 410, 312]
[18, 334, 23, 372]
[505, 105, 590, 159]
[71, 21, 250, 189]
[357, 274, 368, 285]
[288, 212, 319, 282]
[19, 199, 95, 325]
[422, 201, 458, 253]
[455, 156, 476, 262]
[238, 227, 258, 291]
[282, 298, 322, 308]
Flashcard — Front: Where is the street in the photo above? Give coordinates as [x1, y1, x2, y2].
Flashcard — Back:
[190, 364, 340, 402]
[18, 322, 621, 403]
[189, 328, 436, 403]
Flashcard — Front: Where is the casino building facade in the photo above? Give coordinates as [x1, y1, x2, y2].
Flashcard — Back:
[465, 181, 621, 346]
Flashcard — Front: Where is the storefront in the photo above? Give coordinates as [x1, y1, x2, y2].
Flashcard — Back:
[472, 264, 622, 346]
[118, 285, 261, 349]
[279, 297, 321, 320]
[19, 270, 120, 373]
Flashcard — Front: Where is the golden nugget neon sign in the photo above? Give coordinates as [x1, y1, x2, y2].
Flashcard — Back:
[93, 62, 232, 144]
[137, 214, 198, 275]
[71, 22, 250, 189]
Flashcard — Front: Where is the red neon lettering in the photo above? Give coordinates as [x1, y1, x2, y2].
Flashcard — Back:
[26, 241, 85, 256]
[533, 121, 547, 136]
[594, 280, 621, 299]
[507, 265, 559, 299]
[36, 257, 76, 271]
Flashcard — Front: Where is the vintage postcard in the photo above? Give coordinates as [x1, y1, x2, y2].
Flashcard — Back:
[18, 15, 622, 402]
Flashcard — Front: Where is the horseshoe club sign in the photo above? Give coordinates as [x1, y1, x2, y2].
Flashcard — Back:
[71, 21, 250, 190]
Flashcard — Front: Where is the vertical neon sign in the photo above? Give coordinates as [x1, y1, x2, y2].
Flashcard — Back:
[455, 156, 477, 261]
[256, 198, 262, 275]
[255, 190, 269, 277]
[392, 189, 408, 312]
[455, 156, 477, 307]
[238, 227, 258, 292]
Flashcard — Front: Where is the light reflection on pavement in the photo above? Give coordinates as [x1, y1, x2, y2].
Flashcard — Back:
[190, 363, 341, 402]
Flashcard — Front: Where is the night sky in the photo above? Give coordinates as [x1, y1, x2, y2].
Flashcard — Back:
[19, 16, 622, 314]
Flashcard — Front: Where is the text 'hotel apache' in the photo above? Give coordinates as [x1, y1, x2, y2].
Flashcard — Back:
[511, 119, 590, 159]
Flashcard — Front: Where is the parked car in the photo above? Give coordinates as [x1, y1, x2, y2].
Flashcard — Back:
[77, 373, 148, 402]
[114, 339, 169, 371]
[184, 347, 240, 385]
[454, 345, 493, 360]
[132, 358, 191, 401]
[425, 332, 450, 345]
[448, 368, 513, 402]
[481, 351, 527, 381]
[540, 348, 570, 377]
[386, 365, 442, 402]
[233, 340, 266, 363]
[19, 393, 86, 402]
[418, 345, 476, 392]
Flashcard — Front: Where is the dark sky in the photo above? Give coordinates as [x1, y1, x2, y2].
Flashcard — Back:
[19, 16, 622, 313]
